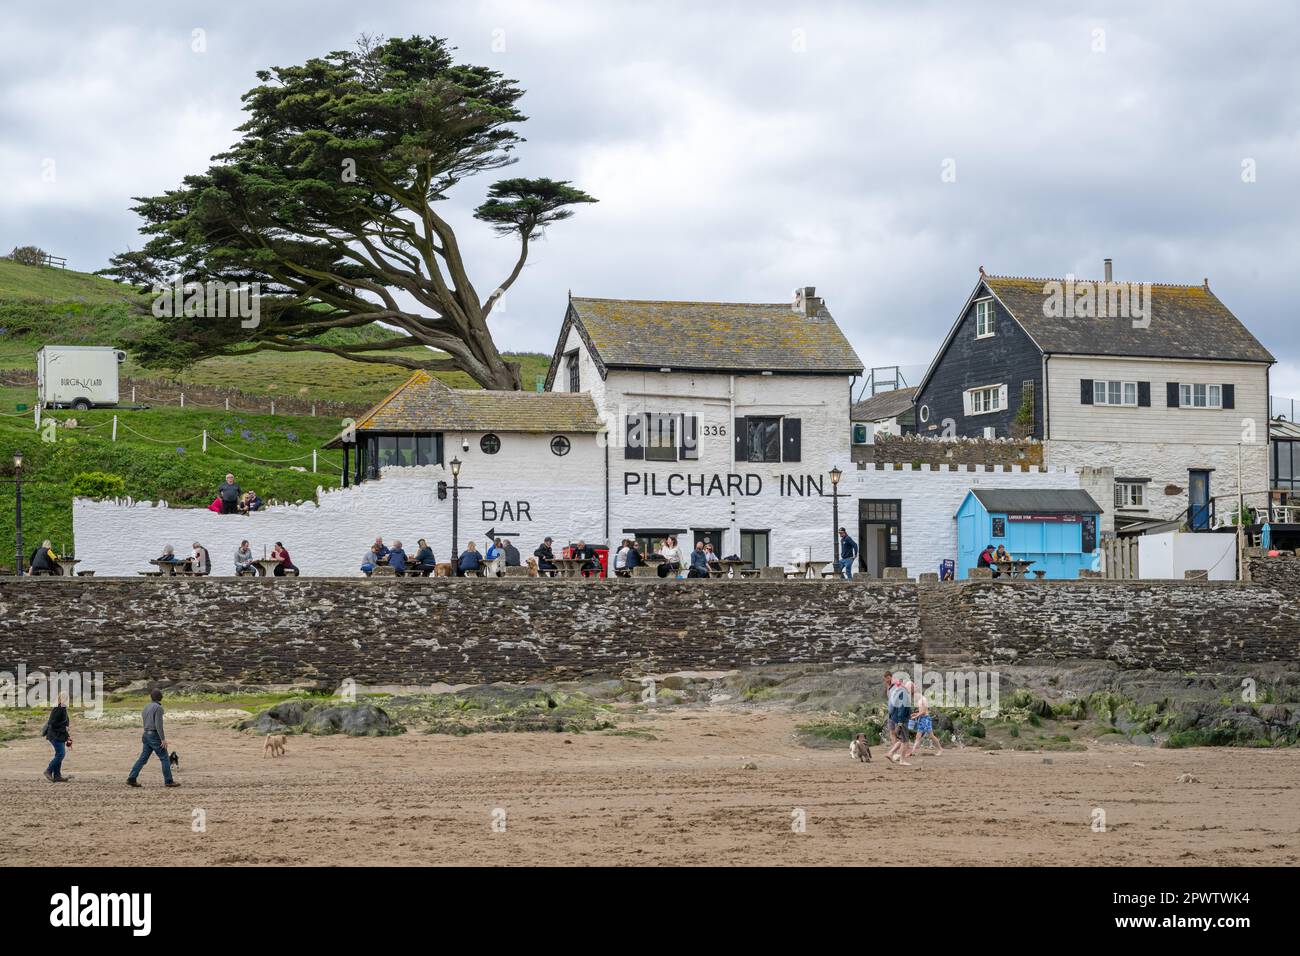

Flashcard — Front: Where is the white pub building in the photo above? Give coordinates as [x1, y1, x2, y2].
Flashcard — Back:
[73, 287, 1096, 577]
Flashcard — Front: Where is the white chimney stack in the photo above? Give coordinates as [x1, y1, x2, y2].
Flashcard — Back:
[793, 286, 820, 316]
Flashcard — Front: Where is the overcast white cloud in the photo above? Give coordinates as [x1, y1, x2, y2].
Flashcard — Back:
[2, 0, 1297, 396]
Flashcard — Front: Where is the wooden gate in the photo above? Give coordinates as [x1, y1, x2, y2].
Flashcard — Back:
[1101, 537, 1139, 579]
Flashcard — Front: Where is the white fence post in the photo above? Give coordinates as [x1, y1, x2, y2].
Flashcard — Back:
[180, 392, 185, 408]
[270, 401, 275, 416]
[131, 386, 136, 403]
[225, 397, 229, 411]
[312, 449, 317, 473]
[202, 429, 208, 452]
[112, 415, 118, 442]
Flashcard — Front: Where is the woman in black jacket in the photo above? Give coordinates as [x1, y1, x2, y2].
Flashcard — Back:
[43, 693, 72, 783]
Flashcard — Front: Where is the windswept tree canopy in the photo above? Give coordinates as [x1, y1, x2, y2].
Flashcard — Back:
[101, 35, 596, 390]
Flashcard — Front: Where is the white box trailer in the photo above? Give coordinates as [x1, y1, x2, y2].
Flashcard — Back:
[36, 345, 126, 409]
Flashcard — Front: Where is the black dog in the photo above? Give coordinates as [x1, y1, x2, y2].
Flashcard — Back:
[169, 751, 180, 768]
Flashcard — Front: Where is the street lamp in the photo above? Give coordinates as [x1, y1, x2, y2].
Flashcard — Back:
[829, 465, 843, 574]
[12, 450, 24, 576]
[449, 456, 462, 566]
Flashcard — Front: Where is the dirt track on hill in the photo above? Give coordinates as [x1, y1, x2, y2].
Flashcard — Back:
[3, 711, 1297, 866]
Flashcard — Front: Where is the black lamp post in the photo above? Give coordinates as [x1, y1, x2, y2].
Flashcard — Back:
[13, 450, 24, 576]
[449, 456, 461, 565]
[829, 465, 842, 569]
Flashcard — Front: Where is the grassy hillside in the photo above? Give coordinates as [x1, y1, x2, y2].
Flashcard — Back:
[0, 385, 343, 564]
[0, 258, 553, 564]
[0, 259, 553, 404]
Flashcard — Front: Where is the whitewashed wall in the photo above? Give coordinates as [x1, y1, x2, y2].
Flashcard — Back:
[1138, 530, 1237, 581]
[74, 457, 1089, 578]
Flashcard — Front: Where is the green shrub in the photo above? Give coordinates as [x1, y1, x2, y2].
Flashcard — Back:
[69, 471, 126, 500]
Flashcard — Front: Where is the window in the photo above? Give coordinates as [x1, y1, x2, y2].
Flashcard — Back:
[565, 351, 579, 392]
[645, 413, 678, 462]
[1179, 383, 1222, 408]
[975, 299, 995, 338]
[740, 530, 770, 569]
[991, 517, 1006, 537]
[746, 416, 782, 462]
[1093, 380, 1138, 407]
[479, 433, 501, 455]
[964, 384, 1006, 416]
[1115, 482, 1146, 508]
[1273, 440, 1297, 491]
[550, 436, 570, 456]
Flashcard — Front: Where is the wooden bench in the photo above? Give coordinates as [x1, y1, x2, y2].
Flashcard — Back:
[137, 571, 163, 577]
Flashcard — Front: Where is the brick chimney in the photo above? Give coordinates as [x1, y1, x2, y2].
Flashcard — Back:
[793, 286, 823, 317]
[1103, 258, 1113, 282]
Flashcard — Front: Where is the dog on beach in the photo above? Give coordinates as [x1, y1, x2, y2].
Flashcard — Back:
[849, 733, 872, 763]
[169, 750, 180, 768]
[263, 734, 287, 758]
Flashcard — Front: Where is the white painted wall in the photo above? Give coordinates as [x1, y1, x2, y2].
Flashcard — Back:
[74, 460, 1088, 578]
[1138, 530, 1237, 581]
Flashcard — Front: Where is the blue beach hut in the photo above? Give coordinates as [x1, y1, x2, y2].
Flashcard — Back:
[955, 488, 1102, 580]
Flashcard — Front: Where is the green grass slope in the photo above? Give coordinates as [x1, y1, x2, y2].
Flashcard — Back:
[0, 259, 553, 404]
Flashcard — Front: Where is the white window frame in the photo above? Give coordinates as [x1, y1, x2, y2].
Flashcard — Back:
[963, 383, 1007, 416]
[1179, 383, 1222, 409]
[1093, 379, 1139, 407]
[974, 299, 995, 339]
[1114, 482, 1146, 509]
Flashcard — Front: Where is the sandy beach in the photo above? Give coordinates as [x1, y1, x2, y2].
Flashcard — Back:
[3, 710, 1297, 866]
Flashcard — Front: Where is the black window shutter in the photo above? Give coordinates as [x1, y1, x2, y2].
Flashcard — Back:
[680, 414, 699, 460]
[1137, 381, 1151, 407]
[1080, 379, 1094, 405]
[782, 417, 802, 462]
[624, 413, 644, 460]
[1166, 382, 1180, 407]
[1222, 384, 1235, 409]
[734, 417, 746, 461]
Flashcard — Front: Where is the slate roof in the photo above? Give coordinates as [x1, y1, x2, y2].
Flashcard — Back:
[852, 386, 918, 422]
[968, 488, 1103, 515]
[982, 275, 1274, 363]
[326, 371, 603, 446]
[560, 296, 864, 375]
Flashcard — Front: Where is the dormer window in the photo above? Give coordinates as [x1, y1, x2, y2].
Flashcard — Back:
[565, 350, 579, 392]
[975, 299, 995, 338]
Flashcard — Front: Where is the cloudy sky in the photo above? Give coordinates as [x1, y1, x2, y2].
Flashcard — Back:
[3, 0, 1298, 397]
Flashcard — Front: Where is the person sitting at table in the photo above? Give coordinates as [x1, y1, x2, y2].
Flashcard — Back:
[977, 544, 997, 577]
[190, 542, 211, 576]
[625, 540, 643, 572]
[361, 544, 382, 576]
[271, 542, 297, 576]
[484, 537, 506, 576]
[994, 544, 1013, 567]
[371, 536, 390, 562]
[571, 538, 597, 575]
[235, 540, 255, 576]
[28, 540, 59, 575]
[704, 543, 720, 566]
[387, 540, 409, 576]
[503, 540, 521, 568]
[687, 540, 711, 578]
[458, 541, 483, 577]
[156, 545, 182, 565]
[657, 535, 683, 577]
[533, 537, 556, 574]
[613, 539, 631, 577]
[413, 539, 436, 576]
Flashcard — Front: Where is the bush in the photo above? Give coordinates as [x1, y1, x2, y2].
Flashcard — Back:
[69, 471, 126, 500]
[8, 246, 48, 267]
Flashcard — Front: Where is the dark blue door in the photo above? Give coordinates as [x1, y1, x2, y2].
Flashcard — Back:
[1188, 470, 1212, 531]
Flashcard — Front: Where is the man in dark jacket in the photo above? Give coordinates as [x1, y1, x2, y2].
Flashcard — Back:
[836, 527, 859, 580]
[503, 541, 521, 567]
[388, 541, 408, 576]
[127, 689, 178, 788]
[217, 473, 242, 515]
[29, 540, 58, 575]
[534, 537, 556, 573]
[571, 538, 597, 575]
[413, 539, 436, 576]
[687, 541, 711, 578]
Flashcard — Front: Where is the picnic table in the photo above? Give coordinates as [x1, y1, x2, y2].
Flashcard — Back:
[150, 558, 192, 576]
[252, 558, 284, 577]
[550, 557, 591, 579]
[53, 557, 81, 577]
[785, 559, 825, 579]
[992, 559, 1035, 579]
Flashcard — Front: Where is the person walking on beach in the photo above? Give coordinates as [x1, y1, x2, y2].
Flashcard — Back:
[885, 677, 913, 765]
[881, 671, 896, 743]
[126, 689, 179, 788]
[42, 692, 73, 783]
[908, 684, 943, 757]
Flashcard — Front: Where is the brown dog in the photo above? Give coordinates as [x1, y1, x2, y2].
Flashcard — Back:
[849, 733, 872, 763]
[263, 734, 286, 758]
[433, 561, 454, 578]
